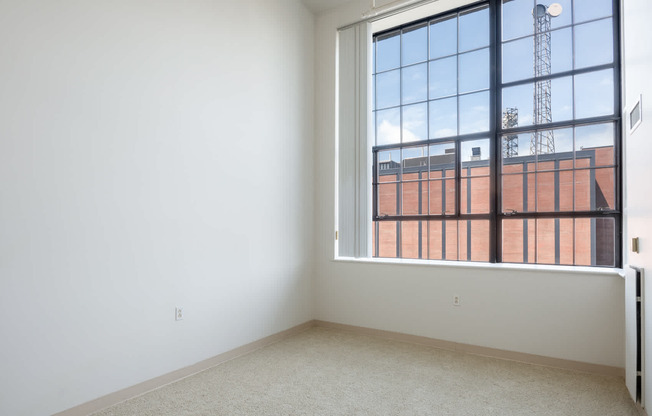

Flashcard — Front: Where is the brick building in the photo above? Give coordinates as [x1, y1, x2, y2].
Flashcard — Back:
[373, 144, 615, 266]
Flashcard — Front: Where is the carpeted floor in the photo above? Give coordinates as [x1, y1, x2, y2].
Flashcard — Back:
[92, 327, 639, 415]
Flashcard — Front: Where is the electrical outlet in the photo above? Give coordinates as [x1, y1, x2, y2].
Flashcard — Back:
[175, 307, 184, 321]
[453, 295, 461, 306]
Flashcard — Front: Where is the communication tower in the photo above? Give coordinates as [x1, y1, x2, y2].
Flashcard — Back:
[531, 3, 562, 155]
[502, 107, 519, 158]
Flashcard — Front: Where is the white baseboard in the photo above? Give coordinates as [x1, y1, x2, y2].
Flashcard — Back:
[55, 319, 625, 415]
[314, 320, 625, 378]
[53, 321, 314, 416]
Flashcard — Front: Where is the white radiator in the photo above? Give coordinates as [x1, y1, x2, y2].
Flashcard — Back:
[626, 266, 644, 405]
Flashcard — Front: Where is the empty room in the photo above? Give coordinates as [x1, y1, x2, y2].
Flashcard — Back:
[1, 0, 651, 415]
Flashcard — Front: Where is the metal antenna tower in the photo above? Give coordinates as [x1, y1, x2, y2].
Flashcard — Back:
[502, 107, 519, 158]
[531, 3, 561, 155]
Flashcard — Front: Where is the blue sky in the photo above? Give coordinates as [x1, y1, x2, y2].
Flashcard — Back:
[373, 0, 616, 162]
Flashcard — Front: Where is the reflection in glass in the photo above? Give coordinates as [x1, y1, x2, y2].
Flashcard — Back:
[402, 63, 428, 104]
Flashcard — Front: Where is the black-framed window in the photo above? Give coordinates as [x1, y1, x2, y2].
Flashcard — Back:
[371, 0, 621, 267]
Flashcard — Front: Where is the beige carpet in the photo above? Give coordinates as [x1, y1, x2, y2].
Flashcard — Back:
[93, 327, 639, 415]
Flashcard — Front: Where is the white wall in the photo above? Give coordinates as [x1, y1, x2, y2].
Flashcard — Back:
[314, 0, 625, 368]
[621, 0, 652, 407]
[0, 1, 314, 415]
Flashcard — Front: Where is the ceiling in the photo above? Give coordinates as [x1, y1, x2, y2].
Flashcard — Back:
[301, 0, 357, 14]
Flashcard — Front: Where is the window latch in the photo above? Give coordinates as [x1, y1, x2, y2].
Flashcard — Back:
[504, 209, 518, 216]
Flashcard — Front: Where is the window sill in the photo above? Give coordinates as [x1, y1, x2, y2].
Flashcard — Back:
[333, 256, 624, 277]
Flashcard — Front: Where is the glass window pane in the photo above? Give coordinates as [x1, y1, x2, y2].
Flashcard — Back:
[594, 168, 616, 210]
[574, 0, 612, 24]
[459, 48, 490, 93]
[429, 57, 457, 99]
[459, 220, 490, 261]
[594, 217, 616, 266]
[377, 221, 398, 258]
[575, 123, 615, 167]
[502, 131, 534, 161]
[429, 142, 456, 175]
[536, 171, 556, 211]
[402, 146, 428, 179]
[376, 32, 400, 72]
[535, 127, 573, 160]
[376, 69, 400, 110]
[402, 24, 428, 65]
[574, 217, 615, 266]
[536, 218, 556, 264]
[574, 168, 615, 211]
[550, 0, 572, 29]
[502, 0, 534, 41]
[402, 63, 428, 104]
[558, 169, 574, 211]
[428, 220, 458, 260]
[459, 6, 489, 52]
[502, 37, 534, 83]
[574, 69, 614, 119]
[557, 218, 575, 265]
[376, 107, 401, 146]
[430, 15, 457, 59]
[503, 83, 534, 127]
[502, 173, 534, 213]
[378, 183, 399, 216]
[550, 76, 574, 122]
[502, 219, 536, 263]
[402, 103, 428, 143]
[461, 176, 490, 214]
[574, 218, 591, 265]
[461, 139, 490, 176]
[401, 221, 427, 259]
[459, 91, 490, 134]
[429, 97, 457, 138]
[502, 29, 572, 83]
[377, 149, 400, 181]
[550, 28, 573, 74]
[575, 19, 613, 69]
[402, 181, 428, 215]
